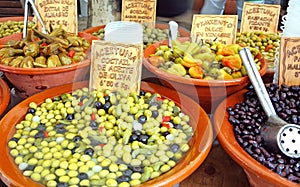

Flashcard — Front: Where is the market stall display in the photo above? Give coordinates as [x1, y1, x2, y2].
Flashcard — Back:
[0, 81, 213, 187]
[143, 37, 267, 113]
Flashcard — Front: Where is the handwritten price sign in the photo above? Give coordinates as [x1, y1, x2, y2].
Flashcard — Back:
[36, 0, 78, 34]
[279, 37, 300, 87]
[90, 40, 143, 93]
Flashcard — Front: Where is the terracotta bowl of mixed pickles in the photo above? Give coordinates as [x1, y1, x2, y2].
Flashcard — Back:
[0, 28, 99, 98]
[214, 84, 300, 187]
[143, 37, 267, 113]
[0, 81, 213, 187]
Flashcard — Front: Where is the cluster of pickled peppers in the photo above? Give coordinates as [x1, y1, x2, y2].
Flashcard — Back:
[148, 40, 263, 80]
[0, 28, 90, 68]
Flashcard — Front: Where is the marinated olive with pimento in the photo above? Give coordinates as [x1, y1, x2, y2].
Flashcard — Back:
[0, 20, 36, 38]
[147, 39, 263, 80]
[0, 28, 90, 68]
[8, 88, 194, 186]
[227, 83, 300, 183]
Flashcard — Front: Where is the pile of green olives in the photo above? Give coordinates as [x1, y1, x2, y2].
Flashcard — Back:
[0, 20, 36, 38]
[8, 88, 194, 187]
[236, 31, 280, 69]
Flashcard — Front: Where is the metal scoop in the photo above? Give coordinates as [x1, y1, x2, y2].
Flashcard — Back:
[23, 0, 48, 39]
[239, 48, 300, 158]
[168, 21, 178, 51]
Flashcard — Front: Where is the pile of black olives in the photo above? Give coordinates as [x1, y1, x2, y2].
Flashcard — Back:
[227, 83, 300, 183]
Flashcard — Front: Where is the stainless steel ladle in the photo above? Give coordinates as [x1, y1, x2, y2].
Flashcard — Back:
[23, 0, 48, 39]
[239, 48, 300, 158]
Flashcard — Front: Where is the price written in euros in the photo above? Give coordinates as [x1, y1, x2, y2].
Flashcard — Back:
[99, 80, 129, 90]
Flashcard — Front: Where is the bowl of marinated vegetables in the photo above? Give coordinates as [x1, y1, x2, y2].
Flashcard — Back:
[0, 28, 98, 98]
[0, 81, 213, 187]
[143, 37, 267, 113]
[214, 84, 300, 187]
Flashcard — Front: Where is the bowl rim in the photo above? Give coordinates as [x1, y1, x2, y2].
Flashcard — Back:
[0, 81, 214, 187]
[143, 37, 267, 87]
[0, 16, 34, 23]
[0, 78, 10, 116]
[213, 89, 300, 187]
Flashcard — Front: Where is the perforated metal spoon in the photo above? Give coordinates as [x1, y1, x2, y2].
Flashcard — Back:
[239, 48, 300, 158]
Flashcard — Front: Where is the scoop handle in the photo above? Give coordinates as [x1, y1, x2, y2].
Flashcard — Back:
[168, 21, 178, 49]
[239, 48, 277, 118]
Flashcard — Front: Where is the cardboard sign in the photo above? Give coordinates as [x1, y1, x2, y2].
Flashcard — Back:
[35, 0, 78, 34]
[240, 2, 280, 33]
[278, 37, 300, 86]
[191, 15, 238, 44]
[89, 40, 143, 93]
[121, 0, 156, 25]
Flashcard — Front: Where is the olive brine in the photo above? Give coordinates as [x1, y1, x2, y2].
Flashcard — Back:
[8, 88, 194, 187]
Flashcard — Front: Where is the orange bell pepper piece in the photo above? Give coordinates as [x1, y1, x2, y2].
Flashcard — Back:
[222, 54, 242, 71]
[148, 56, 165, 67]
[189, 65, 203, 79]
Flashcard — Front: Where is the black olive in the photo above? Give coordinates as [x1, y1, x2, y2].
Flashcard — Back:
[78, 172, 88, 180]
[57, 183, 69, 187]
[173, 124, 183, 130]
[34, 131, 45, 138]
[137, 115, 147, 124]
[56, 127, 67, 134]
[149, 102, 160, 108]
[117, 175, 131, 183]
[139, 134, 149, 144]
[132, 166, 144, 173]
[134, 130, 142, 136]
[103, 102, 111, 112]
[123, 169, 133, 176]
[151, 110, 159, 118]
[84, 148, 94, 156]
[66, 114, 74, 120]
[25, 165, 35, 171]
[73, 135, 83, 142]
[139, 90, 146, 96]
[9, 137, 19, 142]
[37, 125, 46, 131]
[161, 131, 170, 136]
[104, 95, 110, 102]
[95, 101, 103, 109]
[89, 121, 98, 130]
[129, 134, 139, 142]
[170, 143, 180, 153]
[80, 95, 88, 102]
[27, 108, 36, 114]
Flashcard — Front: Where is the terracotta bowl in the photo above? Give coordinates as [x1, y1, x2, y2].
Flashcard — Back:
[0, 81, 213, 187]
[82, 23, 191, 38]
[213, 89, 299, 187]
[143, 37, 267, 114]
[0, 78, 10, 117]
[0, 32, 98, 98]
[0, 16, 33, 22]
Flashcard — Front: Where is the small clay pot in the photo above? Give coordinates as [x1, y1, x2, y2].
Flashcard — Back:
[0, 81, 213, 187]
[0, 32, 99, 98]
[143, 37, 267, 114]
[214, 89, 299, 187]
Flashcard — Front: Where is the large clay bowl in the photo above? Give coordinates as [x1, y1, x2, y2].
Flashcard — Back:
[213, 89, 299, 187]
[82, 22, 191, 38]
[0, 78, 10, 117]
[0, 32, 98, 98]
[143, 38, 267, 114]
[0, 81, 213, 187]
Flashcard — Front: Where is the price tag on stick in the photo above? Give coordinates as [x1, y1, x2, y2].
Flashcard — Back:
[191, 14, 238, 45]
[121, 0, 157, 26]
[89, 41, 143, 93]
[35, 0, 78, 34]
[278, 37, 300, 87]
[240, 2, 281, 34]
